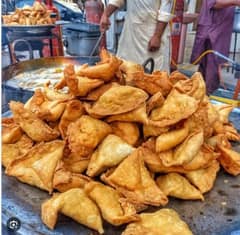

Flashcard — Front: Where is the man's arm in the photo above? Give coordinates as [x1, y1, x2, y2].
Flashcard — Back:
[148, 22, 168, 52]
[214, 0, 240, 8]
[100, 0, 124, 32]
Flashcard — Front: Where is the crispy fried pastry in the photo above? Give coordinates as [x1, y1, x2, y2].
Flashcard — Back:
[41, 188, 103, 233]
[110, 121, 140, 146]
[87, 134, 134, 177]
[156, 173, 204, 200]
[214, 104, 234, 124]
[149, 88, 199, 127]
[217, 145, 240, 176]
[206, 134, 231, 150]
[6, 140, 65, 193]
[174, 72, 206, 101]
[58, 99, 85, 139]
[88, 85, 149, 116]
[2, 134, 33, 168]
[53, 162, 91, 192]
[185, 160, 220, 193]
[85, 82, 119, 101]
[169, 70, 189, 84]
[85, 181, 139, 226]
[2, 117, 23, 144]
[101, 149, 168, 207]
[10, 101, 60, 142]
[155, 124, 189, 152]
[146, 91, 165, 114]
[106, 103, 148, 124]
[143, 123, 169, 139]
[67, 115, 112, 157]
[132, 71, 172, 96]
[76, 52, 121, 82]
[64, 64, 104, 96]
[24, 89, 67, 122]
[122, 209, 193, 235]
[162, 130, 204, 167]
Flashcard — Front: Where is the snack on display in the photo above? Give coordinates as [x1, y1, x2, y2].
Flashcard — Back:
[2, 2, 53, 26]
[2, 49, 240, 234]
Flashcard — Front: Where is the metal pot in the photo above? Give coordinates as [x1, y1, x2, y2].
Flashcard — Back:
[233, 7, 240, 33]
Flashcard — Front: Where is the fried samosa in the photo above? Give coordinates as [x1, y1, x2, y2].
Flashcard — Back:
[132, 71, 172, 96]
[217, 145, 240, 176]
[155, 124, 189, 152]
[85, 181, 139, 226]
[162, 130, 204, 167]
[53, 162, 91, 192]
[206, 134, 231, 150]
[58, 99, 85, 139]
[76, 51, 121, 82]
[10, 101, 60, 142]
[2, 134, 33, 168]
[149, 88, 199, 127]
[106, 103, 148, 124]
[169, 70, 189, 84]
[174, 72, 206, 101]
[6, 140, 65, 193]
[87, 134, 134, 177]
[122, 208, 193, 235]
[110, 121, 140, 146]
[41, 188, 103, 233]
[185, 160, 220, 193]
[2, 117, 23, 144]
[143, 123, 169, 139]
[214, 104, 234, 124]
[67, 115, 112, 157]
[146, 91, 165, 114]
[88, 85, 149, 116]
[156, 173, 204, 200]
[101, 149, 168, 207]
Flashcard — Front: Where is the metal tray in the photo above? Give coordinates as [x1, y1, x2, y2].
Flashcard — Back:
[2, 25, 55, 34]
[2, 163, 240, 235]
[2, 110, 240, 235]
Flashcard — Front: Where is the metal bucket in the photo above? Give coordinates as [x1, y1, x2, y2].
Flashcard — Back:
[233, 7, 240, 33]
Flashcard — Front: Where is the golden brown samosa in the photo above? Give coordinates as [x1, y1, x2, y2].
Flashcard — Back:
[76, 52, 121, 82]
[106, 103, 148, 124]
[174, 72, 206, 101]
[169, 70, 189, 84]
[88, 85, 149, 116]
[162, 130, 204, 167]
[85, 181, 139, 226]
[41, 188, 103, 233]
[63, 64, 104, 96]
[149, 88, 199, 127]
[53, 162, 91, 192]
[206, 134, 231, 150]
[101, 149, 168, 207]
[10, 101, 60, 142]
[2, 134, 33, 168]
[87, 134, 134, 177]
[67, 115, 112, 157]
[143, 123, 169, 139]
[156, 173, 204, 200]
[110, 121, 140, 146]
[122, 208, 193, 235]
[58, 99, 85, 139]
[155, 124, 189, 152]
[185, 160, 220, 193]
[6, 140, 65, 193]
[214, 103, 234, 124]
[146, 91, 165, 114]
[2, 117, 23, 144]
[217, 145, 240, 176]
[132, 71, 172, 96]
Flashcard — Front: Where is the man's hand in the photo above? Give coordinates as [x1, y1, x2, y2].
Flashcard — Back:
[100, 12, 111, 32]
[148, 34, 161, 52]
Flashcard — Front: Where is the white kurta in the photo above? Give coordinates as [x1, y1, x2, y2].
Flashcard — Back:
[109, 0, 174, 72]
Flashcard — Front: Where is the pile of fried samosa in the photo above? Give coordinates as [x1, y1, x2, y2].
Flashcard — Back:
[2, 49, 240, 234]
[2, 2, 53, 26]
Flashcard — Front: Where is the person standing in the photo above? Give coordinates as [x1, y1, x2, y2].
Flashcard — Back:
[191, 0, 240, 94]
[100, 0, 174, 72]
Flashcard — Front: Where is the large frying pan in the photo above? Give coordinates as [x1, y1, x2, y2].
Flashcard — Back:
[2, 56, 99, 113]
